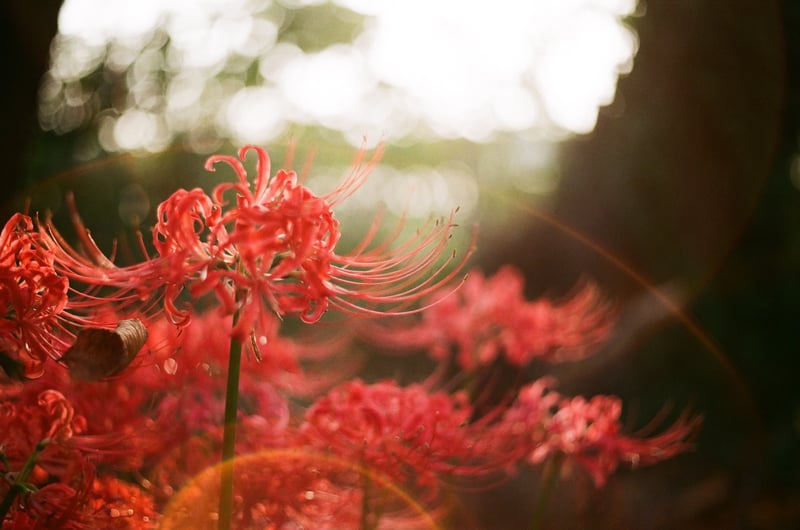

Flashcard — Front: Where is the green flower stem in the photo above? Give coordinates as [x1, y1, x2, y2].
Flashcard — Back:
[529, 455, 561, 530]
[0, 438, 50, 520]
[218, 314, 243, 530]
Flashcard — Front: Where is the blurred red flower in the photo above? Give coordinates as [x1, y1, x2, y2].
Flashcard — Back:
[499, 378, 702, 487]
[373, 265, 615, 370]
[300, 379, 510, 498]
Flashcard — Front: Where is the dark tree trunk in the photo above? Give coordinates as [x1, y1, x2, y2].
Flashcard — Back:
[0, 1, 63, 218]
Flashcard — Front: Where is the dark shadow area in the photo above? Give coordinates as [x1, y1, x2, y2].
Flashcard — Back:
[477, 1, 800, 528]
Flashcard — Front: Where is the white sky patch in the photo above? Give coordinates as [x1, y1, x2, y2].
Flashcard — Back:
[358, 0, 537, 139]
[277, 45, 375, 123]
[532, 8, 637, 132]
[58, 0, 163, 45]
[348, 0, 637, 138]
[46, 0, 638, 147]
[111, 108, 170, 152]
[221, 85, 287, 144]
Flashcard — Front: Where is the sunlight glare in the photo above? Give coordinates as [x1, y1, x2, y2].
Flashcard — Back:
[45, 0, 638, 146]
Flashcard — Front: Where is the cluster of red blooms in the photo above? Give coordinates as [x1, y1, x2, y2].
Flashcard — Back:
[0, 214, 68, 378]
[1, 145, 700, 528]
[371, 265, 615, 370]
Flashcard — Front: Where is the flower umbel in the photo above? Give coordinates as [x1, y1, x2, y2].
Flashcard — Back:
[0, 214, 69, 378]
[373, 265, 615, 371]
[300, 379, 509, 498]
[38, 145, 471, 346]
[499, 378, 702, 487]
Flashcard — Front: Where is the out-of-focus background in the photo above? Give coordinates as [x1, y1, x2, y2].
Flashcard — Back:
[1, 0, 798, 528]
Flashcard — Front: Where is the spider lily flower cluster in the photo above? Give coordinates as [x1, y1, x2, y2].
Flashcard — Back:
[370, 265, 615, 370]
[0, 145, 701, 528]
[33, 145, 468, 350]
[0, 214, 68, 379]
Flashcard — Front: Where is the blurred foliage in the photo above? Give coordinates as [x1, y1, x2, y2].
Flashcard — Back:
[281, 3, 365, 51]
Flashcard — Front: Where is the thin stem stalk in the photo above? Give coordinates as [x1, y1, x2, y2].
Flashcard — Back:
[218, 311, 243, 530]
[0, 438, 50, 520]
[529, 455, 561, 530]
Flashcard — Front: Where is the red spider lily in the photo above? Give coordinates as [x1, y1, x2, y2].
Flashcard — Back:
[85, 476, 159, 529]
[300, 379, 513, 500]
[36, 389, 82, 443]
[492, 377, 562, 446]
[35, 145, 472, 350]
[0, 390, 97, 529]
[143, 307, 353, 403]
[0, 385, 153, 491]
[0, 213, 151, 381]
[156, 440, 447, 530]
[370, 265, 615, 370]
[2, 470, 157, 529]
[157, 448, 364, 530]
[499, 378, 702, 487]
[0, 214, 69, 379]
[535, 395, 701, 487]
[0, 389, 87, 482]
[2, 471, 94, 530]
[142, 308, 344, 436]
[6, 311, 293, 472]
[2, 363, 172, 484]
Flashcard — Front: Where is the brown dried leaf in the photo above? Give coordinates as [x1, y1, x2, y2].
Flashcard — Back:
[61, 319, 148, 381]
